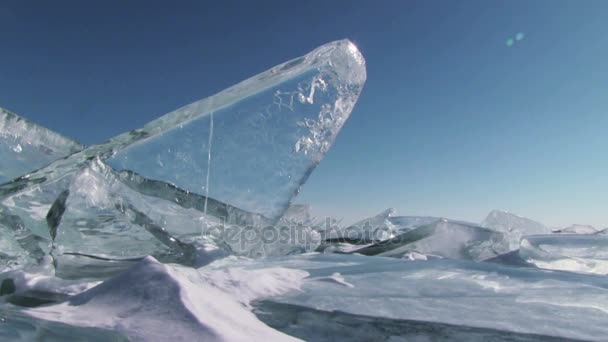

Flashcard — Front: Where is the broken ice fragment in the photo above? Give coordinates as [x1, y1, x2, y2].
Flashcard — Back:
[388, 215, 442, 235]
[353, 219, 509, 261]
[481, 210, 550, 250]
[0, 108, 84, 185]
[323, 208, 396, 244]
[105, 39, 366, 221]
[51, 160, 201, 278]
[2, 40, 365, 223]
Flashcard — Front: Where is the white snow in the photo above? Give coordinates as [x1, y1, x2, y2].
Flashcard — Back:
[24, 256, 307, 341]
[311, 272, 355, 288]
[0, 258, 99, 296]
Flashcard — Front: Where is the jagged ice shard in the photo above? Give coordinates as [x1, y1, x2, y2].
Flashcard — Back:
[106, 39, 366, 220]
[0, 39, 367, 270]
[0, 109, 84, 185]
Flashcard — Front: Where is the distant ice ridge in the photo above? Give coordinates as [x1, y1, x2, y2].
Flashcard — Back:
[318, 209, 509, 261]
[0, 39, 367, 271]
[519, 234, 608, 275]
[481, 210, 550, 250]
[553, 224, 600, 234]
[316, 208, 608, 273]
[351, 218, 509, 261]
[321, 208, 396, 244]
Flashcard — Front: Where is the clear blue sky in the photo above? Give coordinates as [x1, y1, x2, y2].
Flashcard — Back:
[1, 0, 607, 227]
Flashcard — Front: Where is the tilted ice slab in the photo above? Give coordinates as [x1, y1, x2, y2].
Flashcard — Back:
[352, 219, 509, 261]
[104, 39, 366, 221]
[388, 215, 442, 234]
[242, 253, 608, 341]
[322, 208, 396, 244]
[520, 234, 608, 275]
[0, 40, 366, 267]
[482, 210, 550, 250]
[0, 108, 84, 185]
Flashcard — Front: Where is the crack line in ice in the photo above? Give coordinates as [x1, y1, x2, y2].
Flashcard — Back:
[203, 112, 214, 223]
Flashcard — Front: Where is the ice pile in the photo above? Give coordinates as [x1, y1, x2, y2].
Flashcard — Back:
[319, 208, 608, 276]
[0, 39, 366, 275]
[3, 39, 608, 341]
[351, 218, 509, 261]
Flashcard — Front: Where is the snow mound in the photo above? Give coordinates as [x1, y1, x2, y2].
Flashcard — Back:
[25, 256, 306, 341]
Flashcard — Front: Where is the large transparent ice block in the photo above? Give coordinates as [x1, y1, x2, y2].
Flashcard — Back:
[105, 40, 366, 221]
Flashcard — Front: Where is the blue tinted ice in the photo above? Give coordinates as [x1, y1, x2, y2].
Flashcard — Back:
[0, 40, 366, 270]
[0, 108, 83, 185]
[106, 40, 366, 221]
